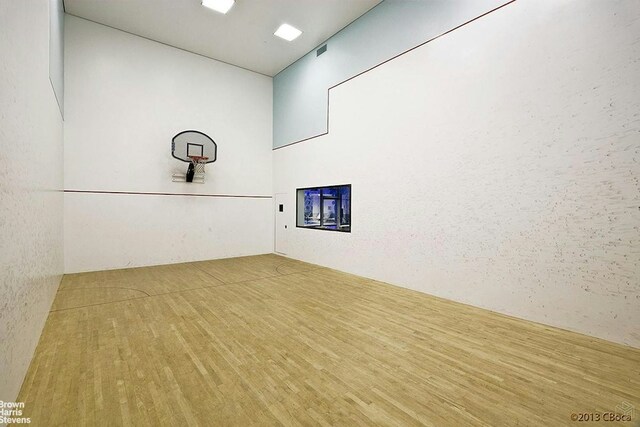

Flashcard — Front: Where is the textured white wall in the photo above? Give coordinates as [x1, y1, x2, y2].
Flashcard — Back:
[49, 0, 64, 115]
[274, 0, 640, 347]
[64, 16, 273, 273]
[273, 0, 507, 148]
[64, 193, 272, 272]
[0, 0, 64, 402]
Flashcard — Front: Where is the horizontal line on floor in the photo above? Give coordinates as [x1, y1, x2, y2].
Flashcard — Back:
[64, 189, 273, 199]
[50, 267, 325, 312]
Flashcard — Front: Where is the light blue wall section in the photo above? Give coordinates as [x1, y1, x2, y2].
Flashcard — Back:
[49, 0, 64, 117]
[273, 0, 508, 148]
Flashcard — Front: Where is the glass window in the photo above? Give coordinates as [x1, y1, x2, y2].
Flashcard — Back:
[322, 187, 339, 198]
[296, 185, 351, 232]
[303, 189, 321, 226]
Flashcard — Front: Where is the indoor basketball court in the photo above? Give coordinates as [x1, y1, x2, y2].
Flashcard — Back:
[1, 0, 639, 425]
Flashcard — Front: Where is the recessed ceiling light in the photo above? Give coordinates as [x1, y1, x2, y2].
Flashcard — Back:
[274, 24, 302, 41]
[201, 0, 235, 14]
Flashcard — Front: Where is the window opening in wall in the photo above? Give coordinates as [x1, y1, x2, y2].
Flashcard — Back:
[296, 185, 350, 232]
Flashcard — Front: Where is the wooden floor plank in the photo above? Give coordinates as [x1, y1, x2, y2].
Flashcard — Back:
[17, 254, 640, 426]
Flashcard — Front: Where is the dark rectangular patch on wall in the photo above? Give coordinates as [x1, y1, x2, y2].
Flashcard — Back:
[316, 44, 327, 57]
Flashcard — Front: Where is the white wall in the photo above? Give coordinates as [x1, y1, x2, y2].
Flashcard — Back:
[49, 0, 64, 115]
[273, 0, 506, 148]
[64, 16, 273, 273]
[0, 0, 64, 402]
[274, 0, 640, 347]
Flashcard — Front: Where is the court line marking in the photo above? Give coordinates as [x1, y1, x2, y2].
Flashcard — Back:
[57, 286, 151, 297]
[50, 267, 325, 312]
[64, 189, 272, 199]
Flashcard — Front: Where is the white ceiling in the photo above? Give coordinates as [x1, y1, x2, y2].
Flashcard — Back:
[64, 0, 381, 76]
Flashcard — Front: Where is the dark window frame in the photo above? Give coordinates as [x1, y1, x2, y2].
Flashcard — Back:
[296, 184, 351, 233]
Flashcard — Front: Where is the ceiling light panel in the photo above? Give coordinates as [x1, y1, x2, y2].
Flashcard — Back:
[202, 0, 235, 14]
[274, 24, 302, 41]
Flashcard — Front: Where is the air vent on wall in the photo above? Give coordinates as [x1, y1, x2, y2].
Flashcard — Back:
[316, 44, 327, 57]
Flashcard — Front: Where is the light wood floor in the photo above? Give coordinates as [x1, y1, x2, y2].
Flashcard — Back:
[18, 254, 640, 426]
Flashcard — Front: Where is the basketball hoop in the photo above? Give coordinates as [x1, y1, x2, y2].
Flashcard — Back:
[172, 155, 210, 184]
[171, 130, 217, 184]
[189, 156, 208, 175]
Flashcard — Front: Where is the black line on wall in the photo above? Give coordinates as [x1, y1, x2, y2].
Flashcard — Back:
[64, 190, 272, 199]
[273, 0, 517, 151]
